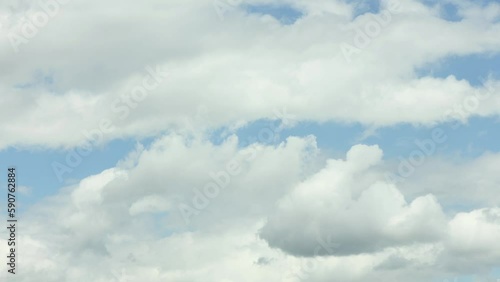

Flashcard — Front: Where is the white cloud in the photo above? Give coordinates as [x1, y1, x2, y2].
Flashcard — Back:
[442, 208, 500, 272]
[0, 136, 499, 281]
[0, 0, 499, 148]
[129, 195, 170, 216]
[260, 144, 448, 256]
[0, 0, 499, 281]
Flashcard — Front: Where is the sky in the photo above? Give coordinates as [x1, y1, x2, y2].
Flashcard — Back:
[0, 0, 500, 281]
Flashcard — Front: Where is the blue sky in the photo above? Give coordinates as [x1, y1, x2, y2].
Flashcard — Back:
[0, 139, 138, 209]
[1, 0, 500, 281]
[417, 53, 500, 86]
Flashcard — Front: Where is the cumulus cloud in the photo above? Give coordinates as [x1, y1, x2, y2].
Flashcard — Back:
[0, 134, 319, 281]
[0, 135, 499, 281]
[260, 144, 447, 256]
[443, 208, 500, 272]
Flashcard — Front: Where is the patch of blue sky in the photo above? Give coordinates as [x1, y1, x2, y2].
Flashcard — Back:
[345, 0, 380, 18]
[230, 119, 364, 157]
[229, 116, 500, 161]
[207, 127, 231, 146]
[421, 0, 500, 22]
[136, 135, 157, 149]
[439, 116, 500, 157]
[0, 138, 139, 213]
[416, 53, 500, 87]
[244, 4, 303, 25]
[491, 268, 500, 279]
[440, 2, 462, 22]
[419, 0, 462, 21]
[369, 116, 500, 159]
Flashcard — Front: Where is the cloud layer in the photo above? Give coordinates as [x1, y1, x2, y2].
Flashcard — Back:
[0, 0, 499, 149]
[1, 135, 500, 281]
[1, 0, 500, 281]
